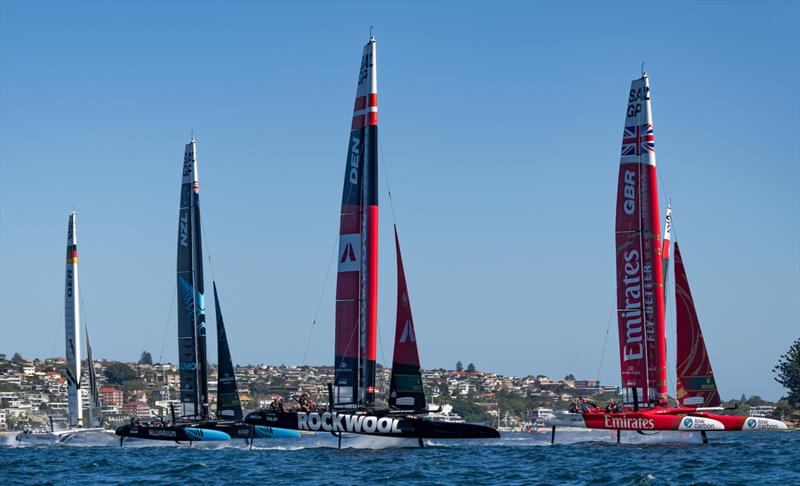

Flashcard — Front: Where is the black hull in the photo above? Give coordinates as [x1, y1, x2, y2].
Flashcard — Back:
[115, 420, 254, 442]
[245, 410, 499, 439]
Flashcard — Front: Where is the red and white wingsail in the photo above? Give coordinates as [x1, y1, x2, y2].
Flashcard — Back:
[333, 36, 379, 409]
[614, 73, 667, 409]
[674, 241, 721, 408]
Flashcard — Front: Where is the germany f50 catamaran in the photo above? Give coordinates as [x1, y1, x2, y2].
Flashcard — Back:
[245, 35, 499, 447]
[548, 73, 787, 443]
[16, 212, 105, 444]
[115, 140, 299, 444]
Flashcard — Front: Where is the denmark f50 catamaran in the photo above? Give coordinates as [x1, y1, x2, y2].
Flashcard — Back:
[548, 73, 787, 443]
[16, 212, 105, 444]
[245, 35, 499, 447]
[115, 140, 299, 444]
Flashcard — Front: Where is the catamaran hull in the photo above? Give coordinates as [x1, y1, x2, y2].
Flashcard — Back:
[115, 422, 300, 442]
[548, 410, 787, 432]
[15, 427, 107, 444]
[245, 410, 499, 439]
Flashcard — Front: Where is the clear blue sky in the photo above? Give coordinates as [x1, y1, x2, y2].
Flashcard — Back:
[1, 1, 798, 401]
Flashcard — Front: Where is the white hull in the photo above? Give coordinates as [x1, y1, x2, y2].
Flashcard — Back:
[15, 427, 108, 444]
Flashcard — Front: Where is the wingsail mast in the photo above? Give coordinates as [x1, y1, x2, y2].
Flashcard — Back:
[213, 282, 243, 421]
[64, 211, 83, 427]
[177, 139, 209, 420]
[614, 73, 667, 409]
[334, 35, 379, 410]
[661, 203, 672, 304]
[389, 226, 426, 411]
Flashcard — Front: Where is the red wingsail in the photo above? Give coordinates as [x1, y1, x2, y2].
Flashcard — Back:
[389, 226, 426, 411]
[333, 36, 379, 409]
[614, 73, 667, 409]
[674, 241, 721, 408]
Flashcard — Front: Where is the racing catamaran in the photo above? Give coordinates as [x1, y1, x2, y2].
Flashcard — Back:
[245, 35, 499, 446]
[16, 212, 105, 444]
[548, 73, 787, 443]
[115, 140, 299, 444]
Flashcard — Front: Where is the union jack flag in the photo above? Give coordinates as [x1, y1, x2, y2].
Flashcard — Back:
[621, 123, 655, 156]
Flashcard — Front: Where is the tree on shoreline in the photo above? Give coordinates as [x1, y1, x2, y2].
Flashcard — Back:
[773, 338, 800, 408]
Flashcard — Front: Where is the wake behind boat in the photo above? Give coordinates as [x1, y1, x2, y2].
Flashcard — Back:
[245, 35, 498, 446]
[548, 73, 786, 443]
[115, 140, 299, 445]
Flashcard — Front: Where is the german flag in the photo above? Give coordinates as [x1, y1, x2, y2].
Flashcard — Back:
[66, 245, 78, 264]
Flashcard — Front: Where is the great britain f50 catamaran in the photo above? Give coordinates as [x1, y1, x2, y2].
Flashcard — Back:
[245, 35, 499, 446]
[548, 73, 787, 443]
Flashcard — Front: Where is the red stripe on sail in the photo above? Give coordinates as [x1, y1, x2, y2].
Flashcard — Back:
[354, 96, 367, 111]
[367, 112, 378, 126]
[351, 115, 366, 130]
[364, 204, 379, 364]
[368, 94, 378, 107]
[674, 242, 721, 408]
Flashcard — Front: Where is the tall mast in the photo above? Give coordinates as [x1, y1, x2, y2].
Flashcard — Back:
[614, 73, 667, 409]
[64, 211, 83, 427]
[177, 139, 208, 419]
[334, 35, 379, 409]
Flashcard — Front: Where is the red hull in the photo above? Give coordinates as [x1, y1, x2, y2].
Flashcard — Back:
[581, 407, 786, 432]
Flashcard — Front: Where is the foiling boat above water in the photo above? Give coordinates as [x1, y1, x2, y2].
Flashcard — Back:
[245, 35, 499, 447]
[16, 212, 105, 444]
[548, 73, 787, 443]
[114, 140, 299, 445]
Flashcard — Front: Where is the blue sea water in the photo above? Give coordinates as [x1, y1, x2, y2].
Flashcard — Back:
[1, 431, 798, 485]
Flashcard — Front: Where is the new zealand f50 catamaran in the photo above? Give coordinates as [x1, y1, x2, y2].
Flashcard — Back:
[115, 140, 299, 445]
[245, 35, 499, 447]
[548, 73, 787, 443]
[16, 212, 105, 444]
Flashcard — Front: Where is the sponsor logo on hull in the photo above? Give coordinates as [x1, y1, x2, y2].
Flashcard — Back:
[603, 415, 655, 430]
[742, 417, 787, 431]
[297, 412, 402, 435]
[148, 429, 177, 438]
[678, 417, 723, 431]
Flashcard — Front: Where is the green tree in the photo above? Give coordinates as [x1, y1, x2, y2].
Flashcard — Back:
[565, 374, 576, 381]
[467, 363, 476, 373]
[138, 351, 153, 365]
[11, 352, 25, 364]
[455, 361, 464, 372]
[773, 399, 792, 420]
[104, 362, 138, 385]
[774, 338, 800, 408]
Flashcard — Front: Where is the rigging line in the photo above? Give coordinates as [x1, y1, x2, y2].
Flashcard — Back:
[378, 131, 398, 226]
[301, 234, 339, 365]
[200, 216, 217, 283]
[158, 286, 178, 363]
[595, 297, 617, 383]
[50, 303, 65, 356]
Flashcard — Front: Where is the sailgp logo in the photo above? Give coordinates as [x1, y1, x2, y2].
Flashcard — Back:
[298, 412, 402, 435]
[338, 234, 360, 272]
[399, 320, 416, 343]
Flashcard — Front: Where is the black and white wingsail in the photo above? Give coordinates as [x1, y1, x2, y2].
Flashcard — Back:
[214, 282, 243, 421]
[115, 139, 300, 444]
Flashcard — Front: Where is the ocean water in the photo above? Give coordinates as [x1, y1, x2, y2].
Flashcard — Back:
[1, 430, 798, 485]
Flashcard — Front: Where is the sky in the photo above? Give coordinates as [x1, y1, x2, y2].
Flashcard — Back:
[1, 1, 798, 401]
